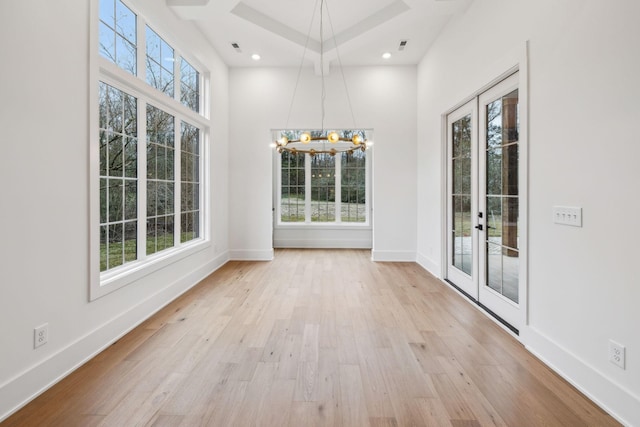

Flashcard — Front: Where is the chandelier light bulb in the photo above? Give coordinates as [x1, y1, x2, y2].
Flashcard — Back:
[300, 132, 311, 143]
[328, 132, 339, 143]
[279, 136, 289, 146]
[352, 134, 362, 145]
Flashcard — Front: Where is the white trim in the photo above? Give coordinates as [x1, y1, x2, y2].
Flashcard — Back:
[520, 41, 530, 327]
[416, 251, 439, 276]
[275, 223, 371, 230]
[371, 250, 415, 262]
[440, 42, 529, 331]
[99, 60, 207, 128]
[0, 252, 229, 423]
[229, 249, 275, 261]
[94, 240, 211, 300]
[88, 0, 101, 303]
[522, 327, 639, 427]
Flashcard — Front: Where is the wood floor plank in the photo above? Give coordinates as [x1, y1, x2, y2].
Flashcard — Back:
[339, 364, 371, 427]
[436, 356, 508, 427]
[199, 376, 248, 426]
[2, 249, 621, 427]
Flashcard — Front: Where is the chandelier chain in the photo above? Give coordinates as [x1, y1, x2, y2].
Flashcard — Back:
[285, 0, 320, 129]
[324, 0, 357, 128]
[274, 0, 370, 156]
[320, 0, 325, 131]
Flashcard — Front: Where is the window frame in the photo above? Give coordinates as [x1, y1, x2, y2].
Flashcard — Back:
[273, 129, 372, 229]
[90, 0, 211, 300]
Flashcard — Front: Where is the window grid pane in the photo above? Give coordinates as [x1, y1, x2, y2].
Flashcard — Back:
[99, 0, 137, 75]
[281, 151, 305, 222]
[311, 153, 336, 222]
[180, 122, 200, 243]
[341, 150, 366, 222]
[180, 58, 200, 112]
[99, 82, 138, 272]
[146, 26, 174, 97]
[146, 104, 175, 256]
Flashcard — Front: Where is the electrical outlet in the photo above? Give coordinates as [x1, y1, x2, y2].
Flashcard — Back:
[553, 206, 582, 227]
[34, 324, 48, 349]
[609, 340, 625, 369]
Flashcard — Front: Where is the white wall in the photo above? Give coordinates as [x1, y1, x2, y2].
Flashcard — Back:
[0, 0, 229, 420]
[229, 66, 418, 261]
[417, 0, 640, 424]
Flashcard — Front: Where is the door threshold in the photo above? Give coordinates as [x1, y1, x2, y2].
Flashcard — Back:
[444, 279, 519, 336]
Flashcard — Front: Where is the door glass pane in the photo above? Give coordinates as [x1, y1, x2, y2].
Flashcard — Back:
[486, 244, 519, 303]
[452, 196, 472, 275]
[452, 114, 472, 275]
[485, 89, 519, 303]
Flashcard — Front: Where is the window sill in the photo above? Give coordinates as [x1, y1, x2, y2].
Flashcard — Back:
[275, 223, 371, 230]
[90, 239, 210, 301]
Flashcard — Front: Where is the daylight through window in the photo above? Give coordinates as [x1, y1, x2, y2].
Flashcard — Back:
[277, 130, 369, 225]
[96, 0, 206, 281]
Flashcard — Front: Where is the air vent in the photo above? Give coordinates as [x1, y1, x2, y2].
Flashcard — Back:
[398, 40, 408, 51]
[231, 42, 242, 53]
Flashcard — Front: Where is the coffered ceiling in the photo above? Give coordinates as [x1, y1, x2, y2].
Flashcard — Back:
[167, 0, 473, 68]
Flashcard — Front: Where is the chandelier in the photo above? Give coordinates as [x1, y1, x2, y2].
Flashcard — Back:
[273, 0, 370, 156]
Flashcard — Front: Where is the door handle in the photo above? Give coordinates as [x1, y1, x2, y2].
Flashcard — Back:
[475, 224, 483, 231]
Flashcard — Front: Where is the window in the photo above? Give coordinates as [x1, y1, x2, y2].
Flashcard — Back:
[180, 59, 200, 112]
[99, 0, 137, 75]
[99, 83, 138, 271]
[281, 151, 305, 222]
[146, 105, 175, 255]
[146, 26, 174, 97]
[180, 122, 201, 242]
[276, 129, 369, 225]
[310, 153, 336, 222]
[340, 150, 366, 222]
[94, 0, 207, 298]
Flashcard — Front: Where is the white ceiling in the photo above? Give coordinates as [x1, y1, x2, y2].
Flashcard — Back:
[167, 0, 473, 69]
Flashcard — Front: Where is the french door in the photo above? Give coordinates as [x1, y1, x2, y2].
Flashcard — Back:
[446, 72, 522, 331]
[446, 99, 478, 299]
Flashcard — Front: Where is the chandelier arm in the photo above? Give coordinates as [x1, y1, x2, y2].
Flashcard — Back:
[286, 0, 321, 129]
[279, 145, 365, 155]
[324, 0, 358, 128]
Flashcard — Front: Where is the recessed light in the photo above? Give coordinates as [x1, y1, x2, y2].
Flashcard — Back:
[251, 53, 261, 61]
[382, 52, 391, 59]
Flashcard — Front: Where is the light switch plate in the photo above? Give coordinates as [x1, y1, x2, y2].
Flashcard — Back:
[553, 206, 582, 227]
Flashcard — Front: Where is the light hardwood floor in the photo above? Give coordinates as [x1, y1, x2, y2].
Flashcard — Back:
[3, 249, 620, 426]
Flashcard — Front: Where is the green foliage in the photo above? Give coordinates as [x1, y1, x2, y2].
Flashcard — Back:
[100, 231, 198, 271]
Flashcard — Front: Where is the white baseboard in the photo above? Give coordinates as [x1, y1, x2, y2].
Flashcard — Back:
[0, 251, 229, 423]
[416, 251, 440, 277]
[371, 250, 416, 262]
[229, 249, 274, 261]
[522, 326, 639, 427]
